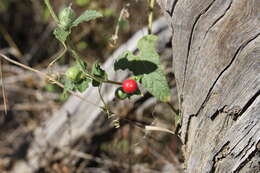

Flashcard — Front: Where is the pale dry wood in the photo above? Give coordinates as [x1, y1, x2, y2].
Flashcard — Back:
[158, 0, 260, 172]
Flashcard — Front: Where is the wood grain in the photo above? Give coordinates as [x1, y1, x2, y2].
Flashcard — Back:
[158, 0, 259, 172]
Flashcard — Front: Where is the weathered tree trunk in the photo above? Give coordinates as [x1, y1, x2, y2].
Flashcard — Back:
[158, 0, 260, 172]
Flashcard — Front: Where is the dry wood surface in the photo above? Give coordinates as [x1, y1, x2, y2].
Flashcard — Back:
[158, 0, 260, 172]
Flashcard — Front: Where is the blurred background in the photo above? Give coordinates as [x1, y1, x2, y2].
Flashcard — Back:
[0, 0, 182, 172]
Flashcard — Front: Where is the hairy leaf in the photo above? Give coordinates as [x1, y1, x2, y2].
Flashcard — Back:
[53, 27, 70, 43]
[114, 35, 170, 102]
[72, 10, 102, 27]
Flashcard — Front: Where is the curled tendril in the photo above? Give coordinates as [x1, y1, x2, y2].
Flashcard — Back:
[113, 118, 120, 128]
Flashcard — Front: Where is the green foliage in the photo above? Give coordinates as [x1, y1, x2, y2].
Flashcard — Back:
[64, 60, 90, 94]
[115, 87, 128, 100]
[71, 10, 103, 28]
[91, 63, 107, 87]
[53, 7, 102, 44]
[44, 83, 60, 92]
[114, 35, 171, 102]
[63, 78, 75, 96]
[53, 27, 71, 43]
[58, 6, 76, 30]
[65, 65, 82, 82]
[76, 78, 91, 92]
[44, 2, 172, 125]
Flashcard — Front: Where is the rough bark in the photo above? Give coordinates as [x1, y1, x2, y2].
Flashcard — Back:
[158, 0, 260, 173]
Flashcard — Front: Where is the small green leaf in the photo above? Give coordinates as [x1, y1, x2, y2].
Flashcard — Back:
[71, 10, 102, 27]
[62, 78, 75, 96]
[58, 6, 76, 30]
[114, 35, 171, 102]
[76, 78, 91, 92]
[115, 87, 128, 100]
[91, 62, 107, 87]
[65, 65, 82, 82]
[53, 27, 70, 43]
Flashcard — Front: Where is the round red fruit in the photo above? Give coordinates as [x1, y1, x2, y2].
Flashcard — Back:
[122, 79, 138, 94]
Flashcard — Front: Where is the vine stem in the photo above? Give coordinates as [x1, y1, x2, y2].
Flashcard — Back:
[1, 52, 179, 135]
[68, 45, 123, 86]
[148, 0, 155, 34]
[85, 72, 122, 86]
[48, 42, 67, 70]
[0, 59, 7, 114]
[0, 53, 99, 107]
[111, 4, 129, 45]
[44, 0, 59, 24]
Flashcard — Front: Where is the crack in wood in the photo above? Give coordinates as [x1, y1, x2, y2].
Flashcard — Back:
[239, 90, 260, 117]
[183, 114, 195, 144]
[206, 97, 260, 172]
[182, 0, 216, 99]
[168, 0, 179, 17]
[204, 0, 233, 40]
[228, 119, 257, 155]
[238, 137, 254, 159]
[233, 148, 259, 173]
[195, 33, 260, 120]
[209, 141, 230, 173]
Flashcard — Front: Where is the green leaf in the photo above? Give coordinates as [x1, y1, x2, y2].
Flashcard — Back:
[53, 27, 70, 43]
[71, 10, 102, 27]
[62, 78, 75, 96]
[58, 6, 76, 30]
[91, 62, 107, 87]
[76, 78, 91, 92]
[114, 35, 171, 102]
[65, 65, 82, 82]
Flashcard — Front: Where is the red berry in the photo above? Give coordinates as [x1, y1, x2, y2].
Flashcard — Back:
[122, 79, 138, 94]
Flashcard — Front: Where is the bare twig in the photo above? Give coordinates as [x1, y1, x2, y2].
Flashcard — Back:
[47, 42, 67, 69]
[147, 0, 155, 34]
[0, 53, 98, 107]
[110, 4, 130, 46]
[44, 0, 59, 24]
[0, 102, 57, 111]
[145, 125, 175, 135]
[0, 59, 7, 114]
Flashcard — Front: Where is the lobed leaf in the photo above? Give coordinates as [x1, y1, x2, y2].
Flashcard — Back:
[114, 35, 171, 102]
[53, 27, 70, 43]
